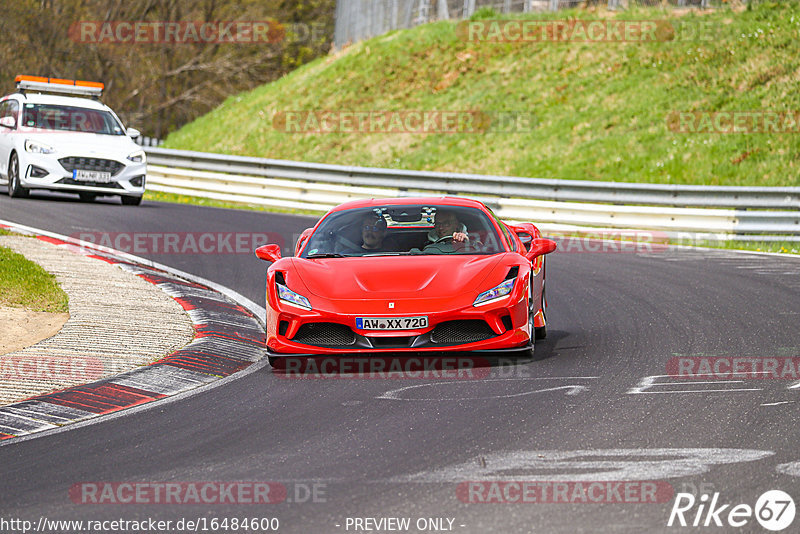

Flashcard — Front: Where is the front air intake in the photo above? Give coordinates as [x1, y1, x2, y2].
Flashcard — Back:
[430, 320, 496, 344]
[292, 322, 356, 346]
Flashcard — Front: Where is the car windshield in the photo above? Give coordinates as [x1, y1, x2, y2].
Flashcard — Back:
[21, 103, 125, 135]
[300, 204, 507, 258]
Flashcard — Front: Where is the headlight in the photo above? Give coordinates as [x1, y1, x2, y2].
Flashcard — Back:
[473, 278, 515, 307]
[276, 282, 312, 310]
[127, 150, 146, 163]
[24, 139, 55, 154]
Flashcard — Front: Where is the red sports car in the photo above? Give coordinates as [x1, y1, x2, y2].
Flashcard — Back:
[255, 197, 556, 365]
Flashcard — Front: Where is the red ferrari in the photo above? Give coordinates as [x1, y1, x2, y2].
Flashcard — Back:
[255, 197, 556, 364]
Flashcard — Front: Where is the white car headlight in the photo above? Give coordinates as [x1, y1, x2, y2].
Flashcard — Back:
[24, 139, 56, 154]
[127, 150, 146, 163]
[276, 282, 312, 310]
[473, 278, 515, 307]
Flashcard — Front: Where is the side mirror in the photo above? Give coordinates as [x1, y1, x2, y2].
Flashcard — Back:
[511, 223, 538, 252]
[0, 116, 16, 129]
[525, 238, 557, 260]
[126, 127, 141, 138]
[294, 228, 313, 256]
[255, 244, 282, 263]
[517, 232, 533, 251]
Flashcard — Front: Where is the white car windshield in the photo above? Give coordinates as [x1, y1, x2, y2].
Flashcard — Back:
[21, 103, 125, 135]
[301, 204, 507, 258]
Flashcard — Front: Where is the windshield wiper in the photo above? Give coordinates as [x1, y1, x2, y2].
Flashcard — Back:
[362, 252, 407, 256]
[306, 253, 347, 258]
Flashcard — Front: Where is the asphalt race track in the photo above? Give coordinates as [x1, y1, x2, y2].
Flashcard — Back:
[2, 191, 800, 533]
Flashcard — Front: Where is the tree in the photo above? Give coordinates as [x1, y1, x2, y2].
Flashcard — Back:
[0, 0, 335, 138]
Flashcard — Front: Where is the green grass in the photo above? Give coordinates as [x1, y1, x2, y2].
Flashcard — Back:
[164, 1, 800, 187]
[0, 245, 69, 312]
[0, 228, 12, 236]
[154, 2, 800, 256]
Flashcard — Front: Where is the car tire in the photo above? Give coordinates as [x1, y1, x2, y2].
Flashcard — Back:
[516, 296, 535, 358]
[7, 153, 28, 198]
[534, 286, 547, 341]
[120, 195, 142, 206]
[79, 193, 96, 203]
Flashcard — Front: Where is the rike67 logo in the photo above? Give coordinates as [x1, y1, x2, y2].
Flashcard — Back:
[668, 490, 795, 531]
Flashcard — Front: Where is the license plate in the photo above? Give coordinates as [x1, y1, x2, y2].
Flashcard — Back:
[356, 316, 428, 330]
[73, 169, 112, 183]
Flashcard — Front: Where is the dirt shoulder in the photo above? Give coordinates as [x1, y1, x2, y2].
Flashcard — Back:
[0, 306, 69, 356]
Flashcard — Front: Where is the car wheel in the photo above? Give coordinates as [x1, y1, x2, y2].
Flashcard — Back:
[79, 193, 96, 203]
[120, 195, 142, 206]
[7, 153, 28, 198]
[519, 338, 535, 358]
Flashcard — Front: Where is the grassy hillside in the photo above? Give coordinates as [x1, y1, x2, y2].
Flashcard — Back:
[164, 2, 800, 187]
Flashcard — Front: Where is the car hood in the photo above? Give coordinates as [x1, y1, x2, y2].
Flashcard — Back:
[290, 254, 505, 300]
[21, 132, 140, 159]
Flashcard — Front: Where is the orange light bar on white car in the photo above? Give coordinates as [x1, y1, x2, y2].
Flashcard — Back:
[15, 75, 104, 97]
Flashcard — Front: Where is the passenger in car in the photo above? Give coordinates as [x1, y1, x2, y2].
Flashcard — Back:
[360, 214, 391, 251]
[335, 213, 399, 254]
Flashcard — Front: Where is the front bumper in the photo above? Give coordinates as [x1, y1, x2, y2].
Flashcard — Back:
[18, 152, 146, 197]
[264, 341, 534, 358]
[265, 296, 532, 356]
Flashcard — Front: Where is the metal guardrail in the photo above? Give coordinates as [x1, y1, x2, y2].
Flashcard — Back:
[144, 147, 800, 242]
[135, 136, 163, 148]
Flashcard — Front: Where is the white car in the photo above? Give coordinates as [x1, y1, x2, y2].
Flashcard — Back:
[0, 75, 146, 205]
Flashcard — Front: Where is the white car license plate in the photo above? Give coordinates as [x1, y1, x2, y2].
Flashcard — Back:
[356, 316, 428, 330]
[73, 169, 112, 183]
